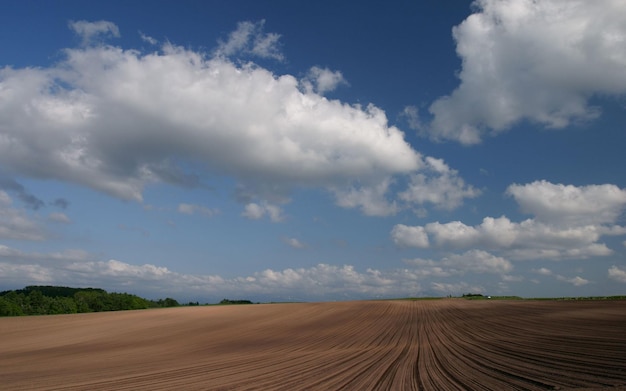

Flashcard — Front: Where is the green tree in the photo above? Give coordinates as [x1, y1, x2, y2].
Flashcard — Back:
[27, 290, 49, 315]
[1, 286, 182, 316]
[0, 296, 23, 316]
[154, 297, 179, 307]
[73, 290, 107, 312]
[48, 296, 78, 314]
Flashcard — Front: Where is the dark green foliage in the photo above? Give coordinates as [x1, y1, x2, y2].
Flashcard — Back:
[0, 295, 24, 316]
[8, 285, 106, 298]
[462, 293, 486, 300]
[153, 297, 180, 308]
[0, 286, 177, 316]
[461, 294, 523, 300]
[219, 298, 253, 305]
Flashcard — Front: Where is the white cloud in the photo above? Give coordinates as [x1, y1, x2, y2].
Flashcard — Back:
[0, 191, 46, 241]
[0, 244, 21, 258]
[283, 237, 306, 249]
[557, 275, 589, 287]
[427, 0, 626, 143]
[177, 203, 218, 218]
[49, 212, 71, 224]
[533, 267, 589, 287]
[69, 20, 120, 46]
[507, 181, 626, 225]
[332, 178, 398, 217]
[241, 203, 265, 220]
[0, 245, 90, 263]
[401, 106, 423, 133]
[391, 224, 429, 248]
[533, 267, 553, 276]
[501, 274, 523, 282]
[450, 250, 512, 274]
[98, 259, 170, 279]
[0, 190, 9, 205]
[393, 181, 626, 261]
[243, 264, 424, 298]
[398, 216, 620, 261]
[406, 249, 512, 275]
[399, 157, 481, 210]
[0, 244, 428, 300]
[0, 21, 463, 216]
[215, 20, 284, 61]
[139, 31, 158, 46]
[608, 265, 626, 283]
[242, 202, 285, 222]
[400, 259, 451, 278]
[431, 218, 618, 252]
[0, 262, 55, 284]
[302, 66, 348, 95]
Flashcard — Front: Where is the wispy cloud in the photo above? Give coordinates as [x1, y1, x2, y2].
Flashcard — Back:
[405, 249, 513, 276]
[49, 212, 71, 224]
[0, 245, 427, 300]
[399, 157, 481, 211]
[69, 20, 120, 46]
[301, 66, 348, 95]
[556, 275, 589, 287]
[51, 198, 70, 210]
[178, 203, 219, 218]
[0, 177, 45, 210]
[283, 237, 306, 249]
[242, 202, 284, 222]
[0, 192, 47, 241]
[215, 20, 284, 61]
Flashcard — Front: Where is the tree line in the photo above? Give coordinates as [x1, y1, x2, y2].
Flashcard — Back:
[0, 286, 180, 316]
[219, 298, 254, 305]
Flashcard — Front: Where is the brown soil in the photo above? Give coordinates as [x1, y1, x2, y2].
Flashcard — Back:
[1, 299, 625, 390]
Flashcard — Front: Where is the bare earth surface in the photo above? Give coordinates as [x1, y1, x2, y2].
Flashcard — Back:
[1, 299, 625, 390]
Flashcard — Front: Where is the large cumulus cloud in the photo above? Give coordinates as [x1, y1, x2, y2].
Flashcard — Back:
[423, 0, 626, 144]
[0, 20, 477, 217]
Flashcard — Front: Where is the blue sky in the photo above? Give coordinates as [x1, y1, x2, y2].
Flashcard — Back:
[1, 0, 626, 302]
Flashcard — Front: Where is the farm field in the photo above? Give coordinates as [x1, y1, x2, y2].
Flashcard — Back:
[1, 299, 625, 390]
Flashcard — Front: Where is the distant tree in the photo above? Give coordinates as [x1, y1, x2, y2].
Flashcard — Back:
[219, 299, 253, 305]
[107, 293, 150, 311]
[50, 296, 78, 314]
[0, 286, 181, 316]
[462, 293, 484, 299]
[0, 296, 23, 316]
[27, 290, 49, 315]
[19, 286, 106, 298]
[154, 297, 179, 307]
[74, 290, 107, 312]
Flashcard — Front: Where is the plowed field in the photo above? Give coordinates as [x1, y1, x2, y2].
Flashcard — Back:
[1, 299, 625, 390]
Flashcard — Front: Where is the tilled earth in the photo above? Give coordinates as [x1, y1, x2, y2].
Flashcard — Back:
[1, 299, 625, 390]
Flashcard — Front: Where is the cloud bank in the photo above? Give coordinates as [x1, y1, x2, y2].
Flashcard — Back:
[392, 181, 626, 265]
[0, 244, 423, 300]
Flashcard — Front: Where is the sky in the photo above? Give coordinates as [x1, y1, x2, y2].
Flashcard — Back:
[1, 0, 626, 302]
